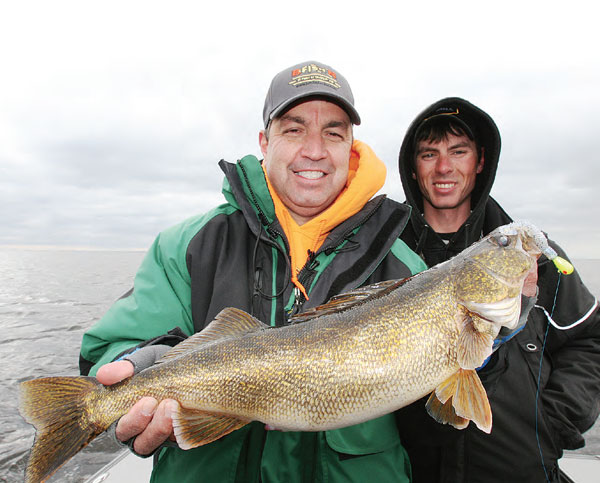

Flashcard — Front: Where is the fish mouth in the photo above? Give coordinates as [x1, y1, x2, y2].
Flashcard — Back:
[464, 295, 522, 329]
[462, 260, 538, 330]
[521, 264, 538, 297]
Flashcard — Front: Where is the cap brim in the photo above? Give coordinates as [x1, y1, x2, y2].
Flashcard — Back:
[269, 93, 361, 126]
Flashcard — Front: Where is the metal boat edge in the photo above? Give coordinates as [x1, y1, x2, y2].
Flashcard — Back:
[84, 450, 600, 483]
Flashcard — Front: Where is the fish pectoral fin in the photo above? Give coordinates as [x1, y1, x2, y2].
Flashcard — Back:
[171, 407, 250, 450]
[457, 311, 496, 370]
[427, 369, 492, 433]
[425, 391, 469, 430]
[157, 308, 270, 364]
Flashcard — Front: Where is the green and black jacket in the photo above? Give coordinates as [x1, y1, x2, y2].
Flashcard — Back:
[80, 154, 426, 483]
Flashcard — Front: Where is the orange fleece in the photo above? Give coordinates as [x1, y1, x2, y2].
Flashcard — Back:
[264, 140, 387, 299]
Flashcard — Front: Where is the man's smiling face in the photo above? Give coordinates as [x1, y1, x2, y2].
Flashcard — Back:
[414, 133, 484, 224]
[260, 99, 353, 225]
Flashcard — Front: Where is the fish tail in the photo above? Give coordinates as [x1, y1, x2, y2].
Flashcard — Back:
[19, 376, 105, 483]
[426, 369, 492, 433]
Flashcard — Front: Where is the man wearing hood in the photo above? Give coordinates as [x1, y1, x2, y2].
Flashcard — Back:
[396, 97, 600, 482]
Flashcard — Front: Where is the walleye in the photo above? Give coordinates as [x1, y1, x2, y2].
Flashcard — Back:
[19, 222, 573, 483]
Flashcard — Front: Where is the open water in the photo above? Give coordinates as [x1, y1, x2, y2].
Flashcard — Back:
[0, 249, 599, 482]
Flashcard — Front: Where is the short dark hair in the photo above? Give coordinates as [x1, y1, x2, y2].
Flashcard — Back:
[414, 116, 481, 160]
[412, 116, 481, 169]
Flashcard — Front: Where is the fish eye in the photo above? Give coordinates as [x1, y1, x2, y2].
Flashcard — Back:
[496, 235, 510, 247]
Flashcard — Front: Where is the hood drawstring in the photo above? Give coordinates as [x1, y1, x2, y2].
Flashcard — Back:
[415, 222, 429, 259]
[463, 222, 471, 251]
[324, 238, 360, 256]
[252, 221, 291, 305]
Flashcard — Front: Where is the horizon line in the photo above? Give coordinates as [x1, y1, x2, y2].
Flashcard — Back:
[0, 244, 147, 253]
[0, 244, 598, 260]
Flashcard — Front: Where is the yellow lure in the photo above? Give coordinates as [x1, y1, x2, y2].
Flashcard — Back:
[553, 256, 574, 275]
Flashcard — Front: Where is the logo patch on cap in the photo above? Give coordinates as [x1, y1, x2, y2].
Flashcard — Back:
[422, 107, 460, 123]
[289, 63, 341, 89]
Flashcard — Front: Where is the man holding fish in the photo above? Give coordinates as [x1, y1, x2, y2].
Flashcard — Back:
[21, 68, 597, 483]
[75, 61, 427, 483]
[396, 97, 600, 482]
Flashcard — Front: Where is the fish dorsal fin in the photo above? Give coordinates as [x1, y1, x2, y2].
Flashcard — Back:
[457, 309, 496, 370]
[172, 406, 250, 449]
[289, 278, 411, 324]
[426, 369, 492, 433]
[209, 307, 270, 336]
[157, 307, 269, 364]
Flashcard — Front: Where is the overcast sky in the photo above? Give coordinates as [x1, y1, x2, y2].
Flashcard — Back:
[1, 1, 598, 258]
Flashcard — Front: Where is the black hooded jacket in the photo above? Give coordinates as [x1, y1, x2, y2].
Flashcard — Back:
[396, 97, 600, 482]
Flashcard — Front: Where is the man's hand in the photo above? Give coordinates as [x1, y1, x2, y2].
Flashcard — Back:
[96, 360, 135, 384]
[96, 360, 178, 455]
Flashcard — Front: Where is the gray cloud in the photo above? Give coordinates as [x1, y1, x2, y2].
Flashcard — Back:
[1, 2, 598, 258]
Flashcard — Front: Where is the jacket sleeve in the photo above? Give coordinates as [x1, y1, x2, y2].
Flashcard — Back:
[538, 243, 600, 449]
[79, 226, 195, 376]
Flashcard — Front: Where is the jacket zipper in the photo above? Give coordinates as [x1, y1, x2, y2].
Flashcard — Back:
[290, 198, 388, 314]
[239, 164, 386, 317]
[238, 162, 296, 322]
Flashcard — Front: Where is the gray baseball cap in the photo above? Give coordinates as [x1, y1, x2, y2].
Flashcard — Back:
[262, 61, 361, 128]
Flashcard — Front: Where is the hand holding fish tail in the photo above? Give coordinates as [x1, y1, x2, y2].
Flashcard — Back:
[96, 360, 135, 385]
[96, 343, 171, 385]
[116, 397, 178, 455]
[98, 357, 177, 456]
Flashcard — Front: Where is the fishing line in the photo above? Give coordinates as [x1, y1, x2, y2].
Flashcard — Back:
[535, 299, 599, 331]
[535, 274, 561, 482]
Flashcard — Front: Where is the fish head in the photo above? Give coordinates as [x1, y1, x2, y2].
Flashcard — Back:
[454, 222, 545, 330]
[469, 222, 543, 287]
